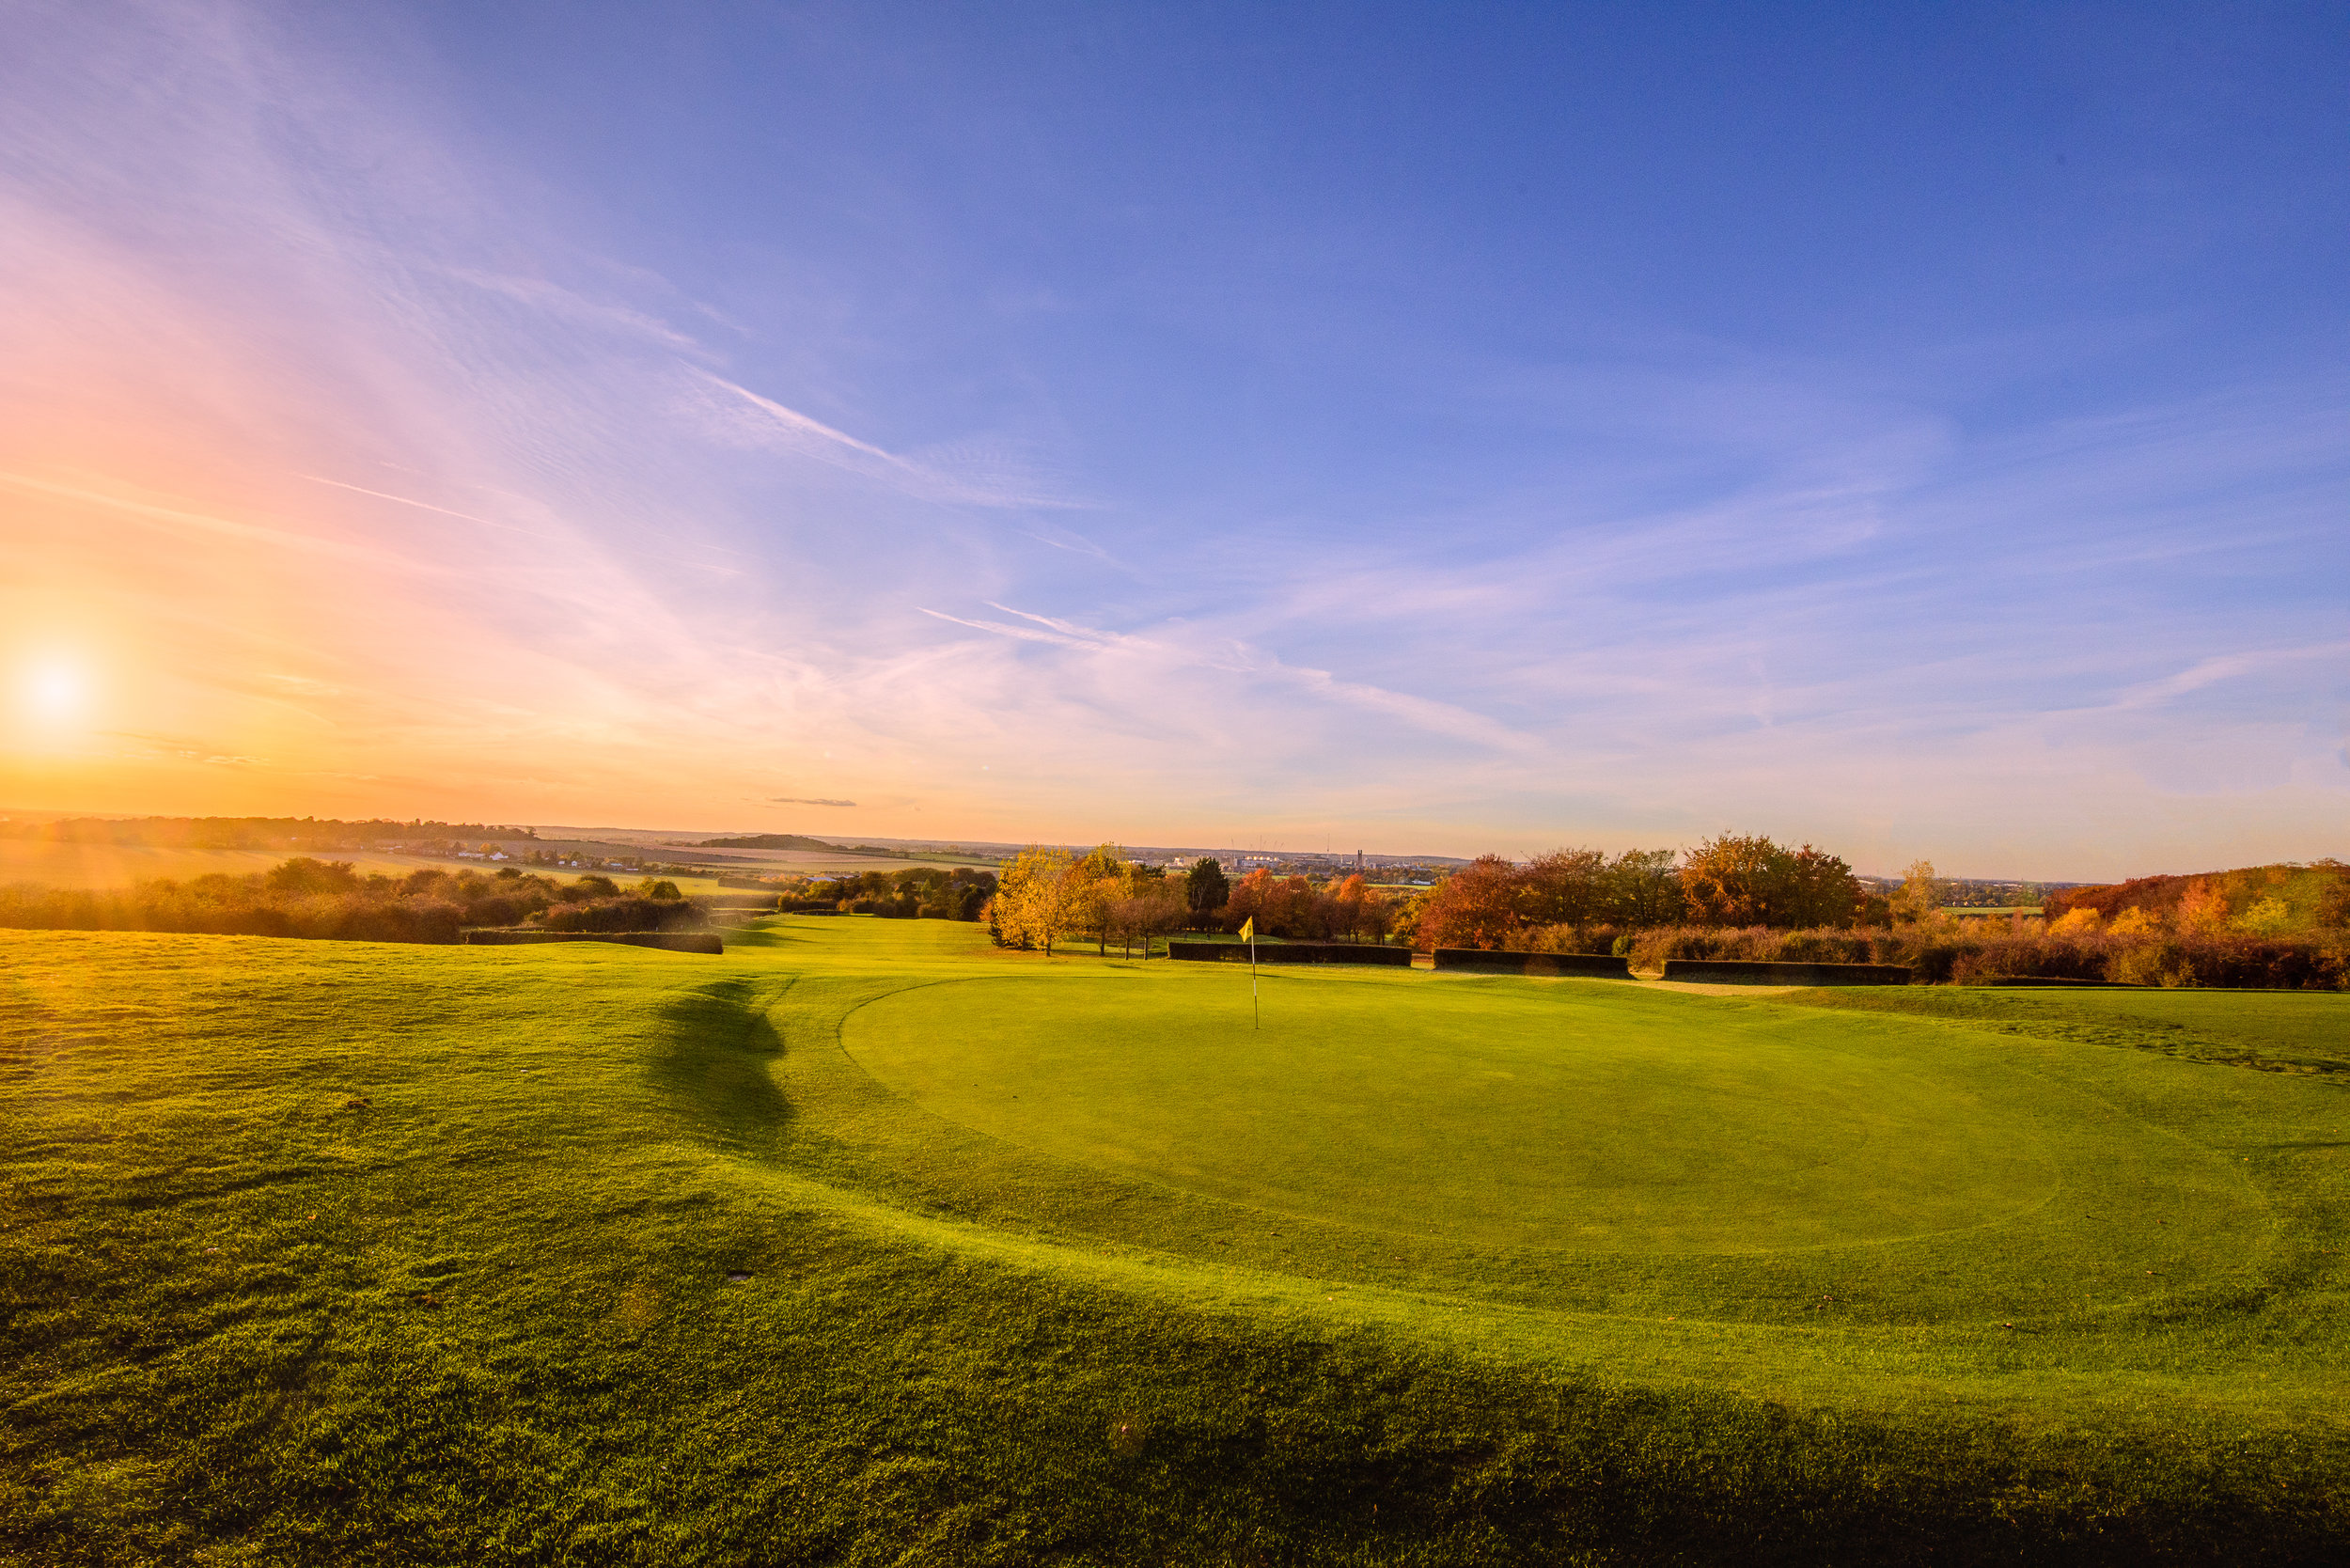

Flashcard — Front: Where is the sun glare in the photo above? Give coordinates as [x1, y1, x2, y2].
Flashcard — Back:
[21, 659, 87, 721]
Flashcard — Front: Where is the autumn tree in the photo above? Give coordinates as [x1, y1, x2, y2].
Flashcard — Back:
[2318, 863, 2350, 931]
[1066, 842, 1153, 953]
[992, 845, 1078, 954]
[2174, 879, 2232, 934]
[1327, 874, 1394, 943]
[1888, 859, 1945, 925]
[1107, 879, 1189, 957]
[1519, 848, 1606, 927]
[1411, 855, 1525, 951]
[1678, 835, 1794, 926]
[1222, 867, 1272, 930]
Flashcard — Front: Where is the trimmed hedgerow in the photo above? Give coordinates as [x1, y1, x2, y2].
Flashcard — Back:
[1578, 923, 2349, 989]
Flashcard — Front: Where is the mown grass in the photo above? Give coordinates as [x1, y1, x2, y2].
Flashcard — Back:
[4, 919, 2348, 1564]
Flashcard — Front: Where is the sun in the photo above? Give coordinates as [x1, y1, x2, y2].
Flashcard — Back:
[22, 658, 88, 720]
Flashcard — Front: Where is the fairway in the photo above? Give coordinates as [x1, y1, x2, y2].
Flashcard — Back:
[8, 916, 2350, 1563]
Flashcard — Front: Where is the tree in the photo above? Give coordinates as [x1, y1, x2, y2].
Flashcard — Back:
[1412, 855, 1524, 951]
[1327, 874, 1393, 943]
[993, 846, 1078, 954]
[1258, 874, 1319, 937]
[1520, 848, 1606, 927]
[1223, 867, 1273, 930]
[1679, 835, 1796, 926]
[265, 856, 359, 895]
[1600, 849, 1684, 926]
[1107, 880, 1188, 958]
[1184, 857, 1229, 916]
[1888, 860, 1945, 926]
[2318, 865, 2350, 931]
[1068, 844, 1138, 953]
[1783, 844, 1862, 927]
[2232, 896, 2295, 936]
[2175, 880, 2231, 934]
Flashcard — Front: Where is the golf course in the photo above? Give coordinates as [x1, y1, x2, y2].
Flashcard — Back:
[7, 915, 2349, 1563]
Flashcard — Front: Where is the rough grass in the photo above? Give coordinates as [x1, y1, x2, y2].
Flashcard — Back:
[5, 919, 2349, 1564]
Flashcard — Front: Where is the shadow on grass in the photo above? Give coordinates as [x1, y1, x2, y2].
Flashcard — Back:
[649, 977, 791, 1148]
[713, 919, 805, 949]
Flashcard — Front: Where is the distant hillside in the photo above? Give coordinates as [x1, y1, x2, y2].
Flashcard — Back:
[0, 816, 533, 849]
[697, 832, 862, 853]
[2045, 861, 2346, 932]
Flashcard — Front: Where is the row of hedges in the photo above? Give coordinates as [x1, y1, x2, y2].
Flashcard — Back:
[1520, 923, 2350, 988]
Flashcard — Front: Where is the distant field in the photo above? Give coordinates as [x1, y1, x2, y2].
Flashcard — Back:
[536, 828, 989, 875]
[664, 846, 985, 875]
[6, 919, 2347, 1562]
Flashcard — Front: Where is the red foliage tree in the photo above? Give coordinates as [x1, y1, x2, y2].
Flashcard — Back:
[1411, 855, 1525, 951]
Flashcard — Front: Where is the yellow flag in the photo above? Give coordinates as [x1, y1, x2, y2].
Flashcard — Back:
[1239, 917, 1254, 941]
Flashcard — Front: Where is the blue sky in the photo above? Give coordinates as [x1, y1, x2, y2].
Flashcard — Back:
[2, 2, 2344, 876]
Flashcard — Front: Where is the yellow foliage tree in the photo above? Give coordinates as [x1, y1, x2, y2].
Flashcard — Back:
[1889, 860, 1945, 925]
[2232, 896, 2295, 936]
[994, 845, 1078, 955]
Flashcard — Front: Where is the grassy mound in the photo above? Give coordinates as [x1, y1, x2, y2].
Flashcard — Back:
[6, 919, 2348, 1563]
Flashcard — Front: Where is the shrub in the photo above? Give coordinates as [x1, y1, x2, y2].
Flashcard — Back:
[1511, 923, 1624, 956]
[537, 897, 707, 933]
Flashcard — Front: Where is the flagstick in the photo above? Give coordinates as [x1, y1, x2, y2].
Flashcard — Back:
[1250, 930, 1259, 1029]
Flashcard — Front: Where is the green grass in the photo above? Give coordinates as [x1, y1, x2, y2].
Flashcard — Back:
[6, 918, 2349, 1563]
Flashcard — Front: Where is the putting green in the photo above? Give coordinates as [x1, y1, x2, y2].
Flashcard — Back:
[843, 973, 2257, 1262]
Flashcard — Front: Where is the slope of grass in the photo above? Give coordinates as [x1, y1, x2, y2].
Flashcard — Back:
[5, 920, 2348, 1564]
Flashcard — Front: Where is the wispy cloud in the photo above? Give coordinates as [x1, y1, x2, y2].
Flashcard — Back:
[2, 1, 2341, 878]
[2105, 640, 2350, 713]
[695, 371, 1086, 510]
[294, 474, 566, 541]
[444, 268, 707, 353]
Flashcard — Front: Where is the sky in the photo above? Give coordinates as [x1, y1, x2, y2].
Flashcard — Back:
[2, 1, 2345, 878]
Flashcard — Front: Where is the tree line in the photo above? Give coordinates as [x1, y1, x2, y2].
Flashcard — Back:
[0, 816, 533, 848]
[0, 859, 706, 944]
[784, 865, 998, 919]
[1402, 836, 1886, 953]
[974, 835, 1875, 958]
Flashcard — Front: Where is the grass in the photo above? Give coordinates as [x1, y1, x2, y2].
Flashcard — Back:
[5, 917, 2349, 1563]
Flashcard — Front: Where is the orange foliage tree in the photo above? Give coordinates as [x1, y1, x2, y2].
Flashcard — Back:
[1676, 835, 1862, 928]
[1409, 855, 1525, 950]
